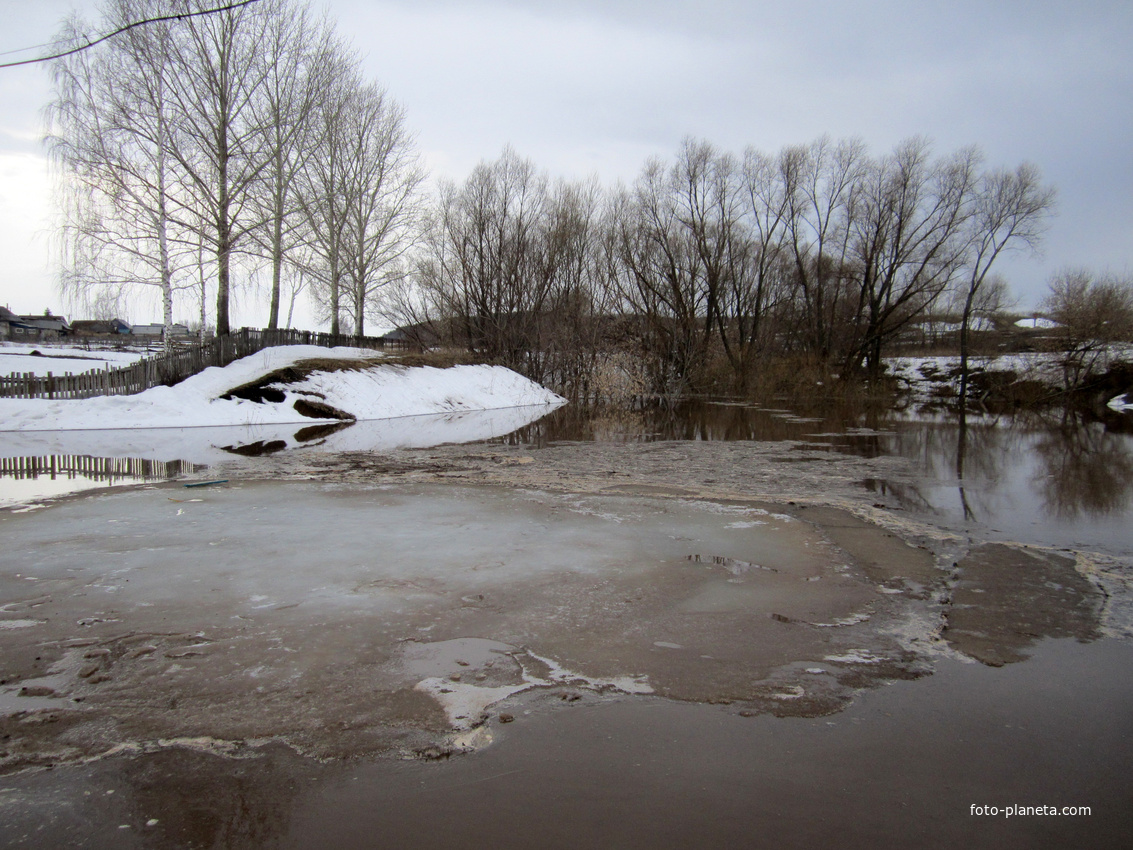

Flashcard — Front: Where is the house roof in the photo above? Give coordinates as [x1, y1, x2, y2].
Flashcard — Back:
[16, 316, 71, 331]
[72, 318, 131, 333]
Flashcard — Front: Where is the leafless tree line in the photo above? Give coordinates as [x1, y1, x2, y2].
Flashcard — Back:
[394, 138, 1057, 399]
[47, 0, 422, 350]
[50, 1, 1096, 402]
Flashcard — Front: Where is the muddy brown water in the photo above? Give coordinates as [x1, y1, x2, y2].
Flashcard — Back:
[1, 398, 1131, 848]
[2, 639, 1129, 848]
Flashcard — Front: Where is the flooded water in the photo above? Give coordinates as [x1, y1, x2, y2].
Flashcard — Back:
[3, 638, 1130, 848]
[0, 404, 561, 505]
[6, 398, 1129, 557]
[1, 396, 1131, 848]
[498, 399, 1133, 557]
[0, 455, 200, 509]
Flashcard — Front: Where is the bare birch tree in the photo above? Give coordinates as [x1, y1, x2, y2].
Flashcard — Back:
[48, 0, 187, 351]
[292, 48, 360, 335]
[337, 84, 423, 337]
[249, 0, 334, 329]
[162, 0, 276, 336]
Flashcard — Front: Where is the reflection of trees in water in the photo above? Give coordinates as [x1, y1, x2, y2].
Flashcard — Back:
[1031, 409, 1133, 519]
[861, 477, 935, 512]
[494, 397, 1133, 525]
[492, 395, 902, 447]
[883, 409, 1018, 523]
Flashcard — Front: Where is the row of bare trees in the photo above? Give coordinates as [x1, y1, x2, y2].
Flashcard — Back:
[392, 138, 1056, 398]
[47, 2, 1071, 399]
[48, 0, 422, 350]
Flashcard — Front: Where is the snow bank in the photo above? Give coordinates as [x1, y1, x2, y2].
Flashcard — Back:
[1109, 393, 1132, 413]
[887, 352, 1064, 399]
[1014, 317, 1060, 329]
[0, 346, 563, 432]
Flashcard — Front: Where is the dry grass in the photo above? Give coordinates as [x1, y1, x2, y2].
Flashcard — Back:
[376, 348, 487, 369]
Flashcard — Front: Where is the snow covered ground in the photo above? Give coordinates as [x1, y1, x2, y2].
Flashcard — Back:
[888, 349, 1133, 409]
[892, 346, 1133, 410]
[0, 342, 149, 376]
[0, 345, 564, 433]
[887, 352, 1063, 399]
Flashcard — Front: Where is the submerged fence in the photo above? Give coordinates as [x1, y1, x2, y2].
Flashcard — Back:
[0, 327, 410, 401]
[0, 454, 199, 482]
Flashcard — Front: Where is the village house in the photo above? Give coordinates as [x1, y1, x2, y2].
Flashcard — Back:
[0, 308, 72, 341]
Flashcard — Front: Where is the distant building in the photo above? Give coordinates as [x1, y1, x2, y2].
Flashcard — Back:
[72, 318, 133, 336]
[379, 322, 440, 348]
[2, 309, 72, 340]
[132, 323, 191, 338]
[0, 306, 15, 340]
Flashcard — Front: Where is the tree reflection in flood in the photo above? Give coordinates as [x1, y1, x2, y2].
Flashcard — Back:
[495, 397, 1133, 554]
[881, 406, 1133, 552]
[1031, 410, 1133, 519]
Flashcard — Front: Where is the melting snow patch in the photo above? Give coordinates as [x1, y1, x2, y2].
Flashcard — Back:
[770, 685, 806, 700]
[810, 612, 872, 628]
[524, 650, 653, 694]
[823, 650, 885, 664]
[0, 619, 43, 629]
[415, 679, 532, 730]
[403, 638, 653, 735]
[0, 347, 563, 432]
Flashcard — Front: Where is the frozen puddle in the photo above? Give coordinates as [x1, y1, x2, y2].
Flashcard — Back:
[2, 479, 1091, 768]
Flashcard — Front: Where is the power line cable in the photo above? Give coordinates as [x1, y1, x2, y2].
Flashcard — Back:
[0, 0, 262, 69]
[0, 38, 63, 58]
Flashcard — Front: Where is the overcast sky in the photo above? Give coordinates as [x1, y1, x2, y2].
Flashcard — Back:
[1, 0, 1130, 327]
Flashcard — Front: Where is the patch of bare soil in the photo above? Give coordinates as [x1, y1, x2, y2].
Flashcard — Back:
[219, 358, 383, 403]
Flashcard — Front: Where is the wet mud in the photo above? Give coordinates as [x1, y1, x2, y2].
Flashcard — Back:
[0, 483, 938, 768]
[944, 543, 1103, 666]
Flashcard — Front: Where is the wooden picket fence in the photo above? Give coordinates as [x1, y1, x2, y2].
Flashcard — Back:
[0, 327, 410, 401]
